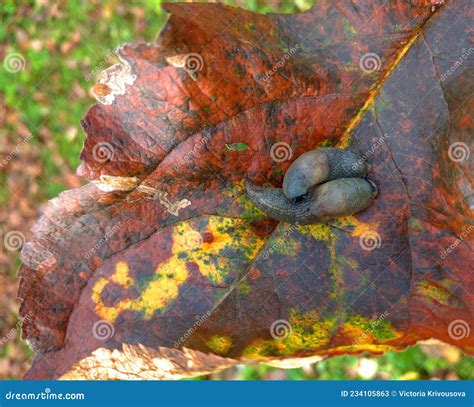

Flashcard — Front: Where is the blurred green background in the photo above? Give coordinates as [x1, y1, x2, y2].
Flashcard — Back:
[0, 0, 472, 380]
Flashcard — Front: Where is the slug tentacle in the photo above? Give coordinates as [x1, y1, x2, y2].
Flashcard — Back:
[283, 147, 369, 200]
[245, 178, 377, 225]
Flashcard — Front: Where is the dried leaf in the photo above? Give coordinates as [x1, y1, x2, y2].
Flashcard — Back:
[18, 0, 473, 380]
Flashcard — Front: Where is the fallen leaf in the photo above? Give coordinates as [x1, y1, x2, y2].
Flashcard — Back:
[18, 0, 473, 380]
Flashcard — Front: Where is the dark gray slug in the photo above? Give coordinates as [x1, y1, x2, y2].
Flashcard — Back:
[245, 178, 377, 225]
[245, 147, 377, 224]
[283, 147, 369, 200]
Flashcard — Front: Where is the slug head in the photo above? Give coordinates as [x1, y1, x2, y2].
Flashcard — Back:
[282, 148, 370, 200]
[283, 150, 330, 200]
[310, 177, 377, 220]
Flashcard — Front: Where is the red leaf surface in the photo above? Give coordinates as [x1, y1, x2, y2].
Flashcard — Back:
[18, 0, 473, 379]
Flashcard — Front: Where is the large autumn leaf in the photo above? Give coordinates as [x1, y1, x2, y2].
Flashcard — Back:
[18, 0, 473, 380]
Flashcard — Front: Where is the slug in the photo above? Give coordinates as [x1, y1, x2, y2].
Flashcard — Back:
[282, 147, 369, 200]
[245, 178, 378, 225]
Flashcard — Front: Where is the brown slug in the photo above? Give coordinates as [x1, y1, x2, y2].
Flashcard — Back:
[245, 177, 378, 225]
[282, 147, 369, 200]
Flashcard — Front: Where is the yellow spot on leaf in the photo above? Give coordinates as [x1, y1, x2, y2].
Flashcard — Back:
[134, 260, 188, 317]
[222, 180, 266, 221]
[416, 279, 461, 307]
[242, 311, 402, 361]
[331, 215, 379, 238]
[111, 262, 133, 286]
[298, 223, 332, 241]
[341, 315, 401, 344]
[92, 217, 265, 322]
[206, 335, 233, 355]
[243, 310, 337, 360]
[329, 344, 395, 354]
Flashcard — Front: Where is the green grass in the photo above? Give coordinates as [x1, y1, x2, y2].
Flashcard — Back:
[193, 347, 473, 380]
[1, 0, 313, 173]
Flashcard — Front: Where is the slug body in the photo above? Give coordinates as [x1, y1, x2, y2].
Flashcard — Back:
[245, 178, 378, 225]
[283, 147, 369, 200]
[245, 147, 377, 224]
